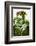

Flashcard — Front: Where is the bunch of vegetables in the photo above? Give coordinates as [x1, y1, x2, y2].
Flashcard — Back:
[13, 11, 29, 36]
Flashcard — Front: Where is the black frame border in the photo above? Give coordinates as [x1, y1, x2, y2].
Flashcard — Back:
[5, 1, 35, 44]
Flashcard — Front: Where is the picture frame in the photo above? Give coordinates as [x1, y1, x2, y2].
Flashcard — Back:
[5, 1, 35, 44]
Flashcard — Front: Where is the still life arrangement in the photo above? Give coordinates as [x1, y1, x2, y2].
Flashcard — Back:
[13, 11, 29, 36]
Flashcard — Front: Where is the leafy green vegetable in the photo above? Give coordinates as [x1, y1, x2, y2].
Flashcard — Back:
[13, 11, 29, 36]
